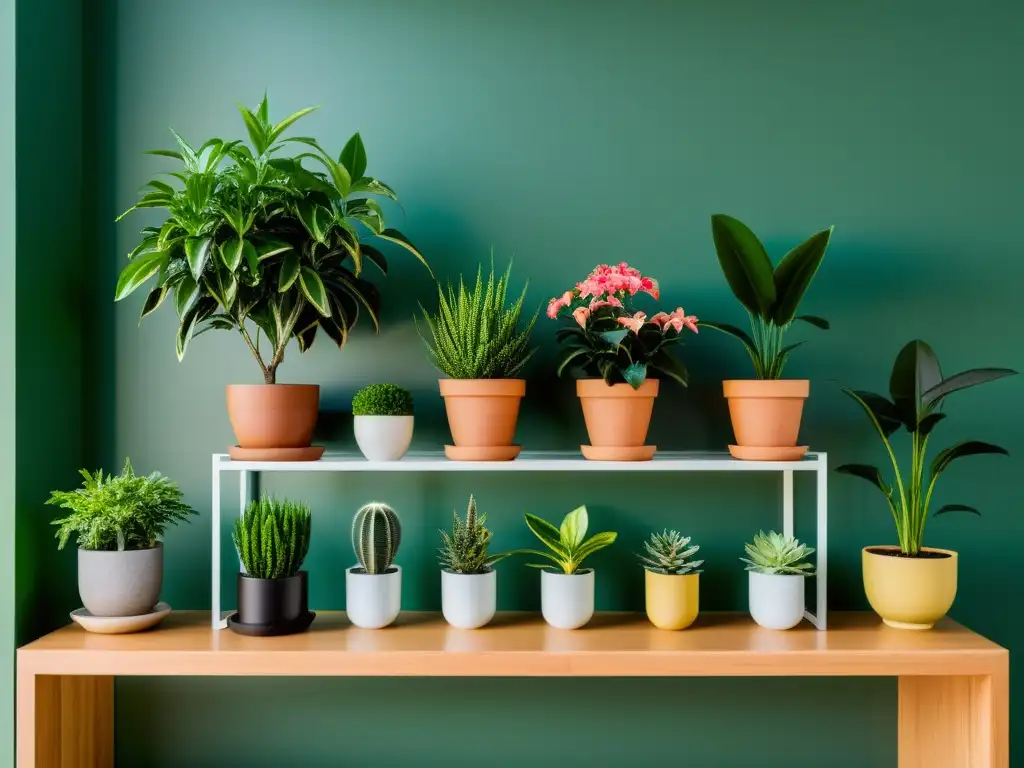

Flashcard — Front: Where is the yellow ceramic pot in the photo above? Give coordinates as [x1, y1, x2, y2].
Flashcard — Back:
[644, 570, 699, 630]
[862, 546, 958, 630]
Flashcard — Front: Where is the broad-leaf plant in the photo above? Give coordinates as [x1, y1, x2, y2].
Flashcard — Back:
[702, 214, 832, 379]
[115, 95, 428, 384]
[836, 340, 1016, 555]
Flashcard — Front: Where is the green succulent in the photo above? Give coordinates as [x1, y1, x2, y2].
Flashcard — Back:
[741, 530, 815, 576]
[638, 529, 703, 575]
[438, 495, 512, 574]
[352, 502, 401, 574]
[233, 496, 311, 579]
[352, 383, 414, 416]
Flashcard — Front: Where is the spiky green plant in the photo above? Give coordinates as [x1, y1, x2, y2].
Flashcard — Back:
[352, 383, 414, 416]
[741, 530, 815, 576]
[418, 258, 538, 379]
[233, 496, 311, 579]
[47, 458, 196, 551]
[352, 502, 402, 574]
[638, 529, 703, 575]
[438, 495, 513, 574]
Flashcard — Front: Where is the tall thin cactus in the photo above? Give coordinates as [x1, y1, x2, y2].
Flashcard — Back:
[352, 502, 402, 574]
[233, 496, 311, 579]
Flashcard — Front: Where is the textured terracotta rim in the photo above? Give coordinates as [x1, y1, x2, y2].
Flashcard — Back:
[439, 379, 526, 397]
[863, 545, 958, 560]
[577, 379, 660, 398]
[723, 379, 809, 398]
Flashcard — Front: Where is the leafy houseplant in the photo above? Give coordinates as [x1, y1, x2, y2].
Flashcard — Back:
[639, 530, 704, 630]
[114, 95, 428, 457]
[352, 383, 415, 462]
[547, 262, 698, 461]
[438, 495, 514, 629]
[419, 259, 538, 461]
[229, 496, 314, 636]
[741, 530, 815, 630]
[47, 458, 195, 620]
[523, 506, 617, 629]
[347, 502, 403, 628]
[701, 215, 833, 460]
[836, 339, 1016, 629]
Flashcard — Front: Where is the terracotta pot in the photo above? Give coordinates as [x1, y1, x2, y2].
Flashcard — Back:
[862, 546, 958, 630]
[439, 379, 525, 460]
[723, 379, 809, 450]
[577, 379, 658, 460]
[226, 384, 319, 449]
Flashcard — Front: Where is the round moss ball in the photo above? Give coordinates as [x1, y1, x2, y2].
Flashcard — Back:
[352, 383, 414, 416]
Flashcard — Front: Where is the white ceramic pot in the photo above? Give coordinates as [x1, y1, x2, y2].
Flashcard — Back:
[354, 415, 414, 462]
[748, 571, 805, 630]
[441, 569, 496, 629]
[541, 569, 595, 629]
[346, 565, 402, 629]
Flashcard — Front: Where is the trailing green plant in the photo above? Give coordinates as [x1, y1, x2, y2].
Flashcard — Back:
[232, 496, 312, 579]
[741, 530, 815, 576]
[115, 93, 429, 384]
[835, 340, 1016, 555]
[438, 495, 513, 574]
[701, 215, 833, 379]
[637, 529, 703, 575]
[352, 502, 402, 574]
[351, 383, 414, 416]
[47, 458, 196, 551]
[522, 506, 616, 575]
[418, 258, 537, 379]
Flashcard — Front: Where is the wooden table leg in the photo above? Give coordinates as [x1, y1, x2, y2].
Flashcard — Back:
[16, 665, 114, 768]
[899, 664, 1009, 768]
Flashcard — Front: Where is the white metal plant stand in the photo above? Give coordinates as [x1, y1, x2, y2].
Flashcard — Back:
[210, 451, 828, 630]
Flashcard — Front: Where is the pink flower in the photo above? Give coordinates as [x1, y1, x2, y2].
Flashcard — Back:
[640, 276, 659, 300]
[649, 311, 671, 329]
[616, 311, 647, 335]
[546, 290, 574, 319]
[624, 275, 643, 295]
[588, 296, 622, 311]
[664, 307, 699, 334]
[572, 306, 590, 328]
[617, 262, 641, 278]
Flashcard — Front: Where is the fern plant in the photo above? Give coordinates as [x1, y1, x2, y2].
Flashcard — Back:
[741, 530, 815, 576]
[418, 258, 538, 379]
[638, 530, 703, 575]
[352, 502, 402, 574]
[47, 458, 196, 551]
[233, 497, 311, 579]
[438, 495, 513, 574]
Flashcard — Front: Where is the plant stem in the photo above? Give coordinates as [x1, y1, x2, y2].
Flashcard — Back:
[237, 324, 271, 382]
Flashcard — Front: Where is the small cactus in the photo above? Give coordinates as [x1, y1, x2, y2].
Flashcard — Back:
[352, 502, 402, 574]
[638, 529, 703, 575]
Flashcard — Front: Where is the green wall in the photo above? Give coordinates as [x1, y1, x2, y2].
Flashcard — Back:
[83, 0, 1024, 765]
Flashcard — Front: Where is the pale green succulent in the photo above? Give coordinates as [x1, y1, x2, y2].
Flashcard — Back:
[741, 530, 815, 576]
[638, 529, 703, 575]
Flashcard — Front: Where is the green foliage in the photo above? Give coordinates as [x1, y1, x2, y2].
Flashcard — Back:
[438, 495, 512, 574]
[352, 502, 402, 574]
[351, 383, 414, 416]
[637, 529, 703, 575]
[836, 340, 1016, 555]
[521, 506, 617, 575]
[702, 214, 832, 379]
[741, 530, 815, 576]
[232, 496, 311, 579]
[418, 258, 538, 379]
[47, 458, 196, 551]
[114, 93, 429, 384]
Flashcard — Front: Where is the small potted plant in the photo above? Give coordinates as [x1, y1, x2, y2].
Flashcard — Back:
[836, 339, 1015, 629]
[47, 458, 196, 625]
[701, 215, 833, 461]
[741, 530, 815, 630]
[346, 502, 402, 629]
[438, 495, 515, 629]
[548, 262, 698, 461]
[522, 506, 616, 629]
[115, 95, 428, 461]
[418, 258, 538, 461]
[638, 529, 703, 630]
[352, 383, 415, 461]
[229, 496, 313, 636]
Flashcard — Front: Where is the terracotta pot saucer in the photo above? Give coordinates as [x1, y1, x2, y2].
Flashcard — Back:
[580, 445, 656, 461]
[444, 445, 521, 461]
[227, 446, 326, 462]
[728, 445, 807, 461]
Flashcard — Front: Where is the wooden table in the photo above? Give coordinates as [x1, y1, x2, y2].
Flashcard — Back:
[17, 612, 1008, 767]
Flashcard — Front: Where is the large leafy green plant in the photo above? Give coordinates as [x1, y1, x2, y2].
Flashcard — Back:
[702, 215, 832, 379]
[115, 95, 428, 384]
[836, 340, 1016, 555]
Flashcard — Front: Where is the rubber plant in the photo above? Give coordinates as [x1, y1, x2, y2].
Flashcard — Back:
[114, 94, 428, 384]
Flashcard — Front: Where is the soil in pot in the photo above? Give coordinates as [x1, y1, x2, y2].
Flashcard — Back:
[78, 543, 163, 617]
[229, 571, 313, 636]
[723, 380, 809, 460]
[226, 384, 323, 460]
[577, 379, 658, 461]
[439, 379, 525, 460]
[862, 546, 957, 630]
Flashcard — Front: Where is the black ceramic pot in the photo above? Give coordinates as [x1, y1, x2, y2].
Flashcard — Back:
[235, 571, 308, 628]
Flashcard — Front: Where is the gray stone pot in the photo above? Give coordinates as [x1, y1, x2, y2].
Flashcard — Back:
[78, 543, 163, 617]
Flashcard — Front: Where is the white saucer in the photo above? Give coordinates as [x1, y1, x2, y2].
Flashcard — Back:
[70, 602, 171, 634]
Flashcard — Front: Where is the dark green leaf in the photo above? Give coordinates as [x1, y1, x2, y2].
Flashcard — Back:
[842, 389, 902, 438]
[184, 236, 213, 279]
[931, 441, 1009, 477]
[710, 214, 776, 318]
[278, 252, 301, 293]
[888, 339, 942, 429]
[556, 348, 590, 377]
[139, 284, 169, 320]
[254, 238, 293, 262]
[922, 368, 1017, 408]
[794, 315, 830, 330]
[115, 250, 166, 300]
[360, 244, 388, 275]
[269, 106, 319, 144]
[339, 132, 368, 179]
[934, 504, 981, 517]
[649, 348, 689, 387]
[623, 362, 647, 389]
[918, 412, 946, 436]
[375, 228, 431, 274]
[771, 227, 832, 325]
[835, 464, 891, 495]
[237, 104, 268, 156]
[219, 237, 244, 272]
[598, 329, 629, 347]
[298, 267, 330, 317]
[144, 148, 184, 161]
[174, 275, 200, 318]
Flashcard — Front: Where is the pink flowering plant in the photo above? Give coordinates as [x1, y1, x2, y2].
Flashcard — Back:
[548, 263, 697, 389]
